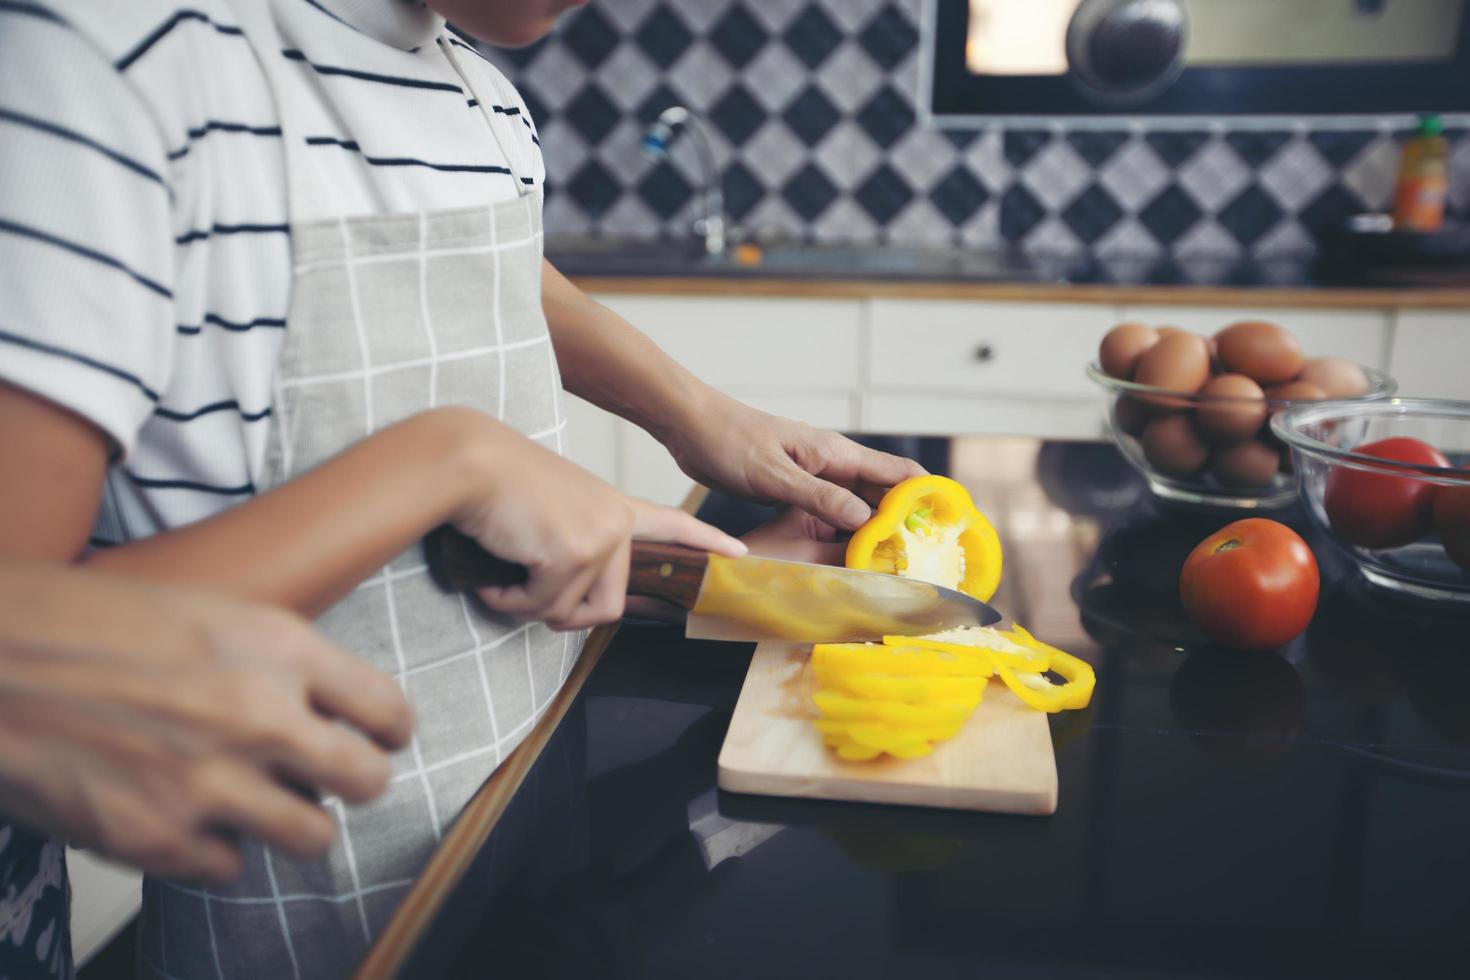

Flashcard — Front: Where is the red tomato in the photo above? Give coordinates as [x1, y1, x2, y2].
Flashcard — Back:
[1323, 437, 1450, 550]
[1179, 519, 1320, 650]
[1434, 465, 1470, 572]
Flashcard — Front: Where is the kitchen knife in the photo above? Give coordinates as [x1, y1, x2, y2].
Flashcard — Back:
[423, 526, 1001, 642]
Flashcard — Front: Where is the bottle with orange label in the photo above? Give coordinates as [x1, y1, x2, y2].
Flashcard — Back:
[1392, 113, 1448, 232]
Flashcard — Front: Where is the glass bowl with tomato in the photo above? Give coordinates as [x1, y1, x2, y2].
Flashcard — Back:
[1272, 398, 1470, 605]
[1087, 361, 1396, 511]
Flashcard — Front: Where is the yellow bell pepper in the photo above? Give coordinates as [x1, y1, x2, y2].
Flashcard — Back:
[845, 475, 1003, 603]
[808, 623, 1093, 761]
[812, 690, 980, 727]
[819, 721, 964, 759]
[812, 667, 987, 704]
[824, 736, 884, 761]
[887, 629, 1050, 673]
[812, 643, 994, 678]
[982, 627, 1095, 714]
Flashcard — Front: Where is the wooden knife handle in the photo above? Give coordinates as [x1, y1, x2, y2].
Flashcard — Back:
[626, 540, 709, 610]
[424, 526, 709, 610]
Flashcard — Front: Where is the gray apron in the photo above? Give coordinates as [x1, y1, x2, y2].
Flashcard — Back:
[137, 4, 581, 977]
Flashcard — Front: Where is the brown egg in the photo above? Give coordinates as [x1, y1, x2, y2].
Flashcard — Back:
[1142, 413, 1210, 477]
[1196, 374, 1268, 443]
[1113, 394, 1152, 437]
[1135, 333, 1212, 408]
[1099, 323, 1160, 379]
[1297, 357, 1369, 398]
[1266, 380, 1328, 403]
[1215, 320, 1305, 385]
[1211, 440, 1283, 488]
[1156, 326, 1193, 341]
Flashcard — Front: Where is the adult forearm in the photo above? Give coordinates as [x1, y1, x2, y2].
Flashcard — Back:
[541, 259, 708, 441]
[84, 407, 496, 617]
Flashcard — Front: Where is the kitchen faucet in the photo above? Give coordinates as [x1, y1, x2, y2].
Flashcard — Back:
[642, 106, 726, 256]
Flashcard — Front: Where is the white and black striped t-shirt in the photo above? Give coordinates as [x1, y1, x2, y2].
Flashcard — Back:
[0, 0, 545, 541]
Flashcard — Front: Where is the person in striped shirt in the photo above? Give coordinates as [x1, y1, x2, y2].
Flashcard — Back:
[0, 0, 923, 976]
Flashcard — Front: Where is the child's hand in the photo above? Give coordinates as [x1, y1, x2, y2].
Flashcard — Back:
[451, 421, 743, 630]
[623, 507, 841, 624]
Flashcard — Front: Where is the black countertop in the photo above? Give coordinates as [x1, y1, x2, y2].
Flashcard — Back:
[544, 237, 1470, 291]
[400, 438, 1470, 980]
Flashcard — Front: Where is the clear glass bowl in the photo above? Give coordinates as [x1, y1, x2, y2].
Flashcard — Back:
[1087, 361, 1396, 510]
[1272, 398, 1470, 605]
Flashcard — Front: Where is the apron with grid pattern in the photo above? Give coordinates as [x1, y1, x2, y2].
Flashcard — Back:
[136, 5, 581, 977]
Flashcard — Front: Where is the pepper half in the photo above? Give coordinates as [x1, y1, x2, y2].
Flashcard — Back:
[845, 475, 1003, 602]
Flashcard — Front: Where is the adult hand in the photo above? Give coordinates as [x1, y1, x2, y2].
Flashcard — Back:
[664, 391, 925, 531]
[451, 416, 744, 630]
[0, 564, 414, 883]
[741, 506, 845, 566]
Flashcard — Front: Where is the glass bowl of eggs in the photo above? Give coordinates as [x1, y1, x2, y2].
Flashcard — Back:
[1087, 320, 1396, 510]
[1272, 398, 1470, 604]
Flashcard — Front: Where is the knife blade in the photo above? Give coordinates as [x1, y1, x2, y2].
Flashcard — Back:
[423, 526, 1000, 642]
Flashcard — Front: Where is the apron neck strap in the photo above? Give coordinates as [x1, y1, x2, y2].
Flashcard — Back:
[225, 1, 531, 218]
[226, 0, 326, 224]
[439, 36, 532, 198]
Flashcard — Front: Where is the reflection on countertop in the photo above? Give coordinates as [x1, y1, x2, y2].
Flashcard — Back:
[401, 437, 1470, 980]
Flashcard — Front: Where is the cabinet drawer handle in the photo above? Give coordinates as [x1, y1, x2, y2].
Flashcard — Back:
[974, 343, 995, 363]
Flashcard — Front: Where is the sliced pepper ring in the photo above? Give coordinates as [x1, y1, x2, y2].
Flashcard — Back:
[812, 667, 988, 704]
[813, 643, 995, 678]
[893, 629, 1051, 673]
[989, 650, 1096, 714]
[812, 690, 978, 727]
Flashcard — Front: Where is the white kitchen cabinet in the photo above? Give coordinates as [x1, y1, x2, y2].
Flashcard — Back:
[868, 299, 1124, 398]
[593, 295, 862, 390]
[1389, 310, 1470, 400]
[862, 393, 1107, 440]
[572, 289, 1464, 498]
[1119, 305, 1393, 369]
[729, 390, 857, 430]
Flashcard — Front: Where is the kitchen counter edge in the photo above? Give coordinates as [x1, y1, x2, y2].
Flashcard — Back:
[568, 275, 1470, 309]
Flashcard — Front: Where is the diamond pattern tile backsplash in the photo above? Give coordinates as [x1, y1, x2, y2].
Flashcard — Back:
[482, 0, 1470, 259]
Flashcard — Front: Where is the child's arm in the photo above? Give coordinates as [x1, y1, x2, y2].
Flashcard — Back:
[0, 383, 742, 621]
[541, 259, 925, 530]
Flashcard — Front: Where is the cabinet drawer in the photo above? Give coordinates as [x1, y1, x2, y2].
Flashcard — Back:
[727, 390, 856, 431]
[867, 300, 1122, 397]
[592, 294, 862, 389]
[1389, 310, 1470, 400]
[1120, 305, 1391, 370]
[862, 394, 1106, 440]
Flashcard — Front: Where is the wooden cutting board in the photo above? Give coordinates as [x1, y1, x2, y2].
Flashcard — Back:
[717, 643, 1058, 815]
